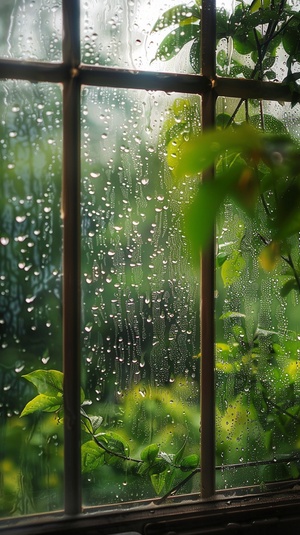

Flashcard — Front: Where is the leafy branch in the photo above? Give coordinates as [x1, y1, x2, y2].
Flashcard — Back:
[20, 370, 200, 497]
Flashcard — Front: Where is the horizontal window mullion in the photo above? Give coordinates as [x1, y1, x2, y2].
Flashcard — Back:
[216, 76, 297, 103]
[0, 58, 295, 106]
[0, 59, 68, 83]
[80, 65, 211, 94]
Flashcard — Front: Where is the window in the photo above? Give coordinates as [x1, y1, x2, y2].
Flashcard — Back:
[1, 0, 300, 533]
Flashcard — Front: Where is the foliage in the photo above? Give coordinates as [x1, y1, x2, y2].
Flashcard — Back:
[152, 0, 300, 103]
[152, 0, 300, 491]
[173, 124, 300, 273]
[20, 370, 200, 499]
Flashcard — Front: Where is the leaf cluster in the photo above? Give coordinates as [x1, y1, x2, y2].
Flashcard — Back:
[152, 0, 300, 101]
[169, 123, 300, 292]
[20, 370, 200, 498]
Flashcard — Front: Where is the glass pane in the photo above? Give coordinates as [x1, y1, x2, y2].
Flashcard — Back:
[81, 0, 201, 74]
[0, 1, 62, 61]
[0, 81, 63, 517]
[81, 87, 201, 506]
[216, 0, 300, 85]
[215, 97, 300, 491]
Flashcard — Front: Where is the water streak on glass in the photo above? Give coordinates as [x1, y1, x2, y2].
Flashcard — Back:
[0, 0, 62, 61]
[81, 87, 201, 505]
[0, 81, 63, 517]
[215, 97, 300, 491]
[81, 0, 201, 74]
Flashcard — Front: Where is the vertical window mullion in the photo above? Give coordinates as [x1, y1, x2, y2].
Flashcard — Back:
[62, 0, 82, 515]
[200, 0, 216, 499]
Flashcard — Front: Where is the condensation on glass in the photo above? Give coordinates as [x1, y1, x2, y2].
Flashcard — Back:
[0, 0, 62, 61]
[0, 81, 63, 517]
[215, 97, 300, 491]
[81, 0, 200, 74]
[80, 87, 201, 505]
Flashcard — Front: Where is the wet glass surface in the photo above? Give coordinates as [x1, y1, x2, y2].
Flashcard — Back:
[80, 87, 201, 505]
[81, 0, 201, 74]
[0, 0, 62, 62]
[215, 97, 300, 491]
[0, 80, 63, 517]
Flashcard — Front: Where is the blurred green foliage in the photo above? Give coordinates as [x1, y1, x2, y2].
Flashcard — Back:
[19, 370, 200, 503]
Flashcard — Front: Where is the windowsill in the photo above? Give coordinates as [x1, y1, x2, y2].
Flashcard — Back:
[2, 485, 300, 535]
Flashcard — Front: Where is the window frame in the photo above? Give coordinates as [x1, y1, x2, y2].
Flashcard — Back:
[1, 0, 300, 532]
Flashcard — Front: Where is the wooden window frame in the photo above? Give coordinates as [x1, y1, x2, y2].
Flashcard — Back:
[1, 0, 300, 532]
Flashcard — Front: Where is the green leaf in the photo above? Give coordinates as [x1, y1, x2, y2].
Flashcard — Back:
[164, 467, 177, 493]
[151, 4, 200, 33]
[150, 471, 167, 495]
[89, 415, 104, 433]
[174, 440, 187, 465]
[171, 125, 261, 179]
[20, 394, 62, 417]
[140, 443, 159, 463]
[240, 9, 283, 31]
[249, 0, 271, 13]
[216, 8, 231, 40]
[280, 278, 299, 297]
[234, 32, 257, 55]
[249, 114, 288, 135]
[264, 70, 277, 81]
[282, 26, 300, 56]
[81, 441, 105, 473]
[184, 181, 227, 253]
[180, 454, 199, 472]
[22, 369, 85, 404]
[96, 431, 130, 464]
[275, 183, 300, 239]
[216, 251, 228, 267]
[22, 369, 63, 397]
[159, 451, 174, 464]
[229, 63, 253, 79]
[148, 458, 169, 475]
[216, 361, 234, 374]
[262, 56, 276, 70]
[216, 113, 231, 129]
[221, 252, 246, 287]
[232, 325, 248, 348]
[164, 122, 188, 147]
[220, 311, 246, 320]
[153, 24, 199, 62]
[138, 462, 151, 476]
[81, 411, 104, 434]
[189, 38, 200, 73]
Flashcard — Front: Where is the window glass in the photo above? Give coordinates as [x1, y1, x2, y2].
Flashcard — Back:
[0, 1, 62, 62]
[216, 0, 300, 84]
[80, 87, 201, 505]
[0, 81, 63, 517]
[215, 97, 300, 491]
[81, 0, 201, 74]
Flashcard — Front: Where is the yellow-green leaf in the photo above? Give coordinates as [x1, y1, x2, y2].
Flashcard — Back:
[20, 394, 62, 417]
[221, 252, 246, 287]
[259, 241, 281, 271]
[22, 369, 63, 397]
[81, 441, 105, 473]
